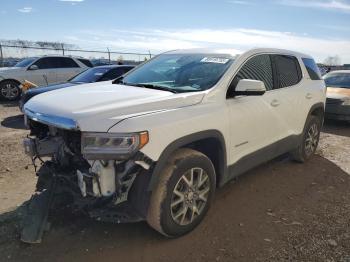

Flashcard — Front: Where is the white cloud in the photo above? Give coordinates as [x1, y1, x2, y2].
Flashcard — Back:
[18, 7, 33, 13]
[227, 0, 253, 5]
[279, 0, 350, 12]
[64, 28, 350, 63]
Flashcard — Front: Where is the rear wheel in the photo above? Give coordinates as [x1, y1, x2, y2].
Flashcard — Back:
[0, 80, 21, 101]
[147, 148, 216, 237]
[291, 115, 321, 162]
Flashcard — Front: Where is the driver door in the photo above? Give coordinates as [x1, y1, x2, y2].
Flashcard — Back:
[25, 57, 57, 86]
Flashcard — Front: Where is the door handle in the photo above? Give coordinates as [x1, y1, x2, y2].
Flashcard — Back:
[306, 93, 312, 99]
[270, 99, 280, 107]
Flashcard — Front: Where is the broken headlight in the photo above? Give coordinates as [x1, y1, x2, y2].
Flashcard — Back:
[81, 132, 149, 160]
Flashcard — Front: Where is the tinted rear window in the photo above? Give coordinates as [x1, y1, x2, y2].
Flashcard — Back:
[34, 57, 79, 69]
[302, 58, 322, 80]
[274, 55, 302, 88]
[78, 58, 93, 67]
[71, 67, 111, 83]
[59, 57, 79, 68]
[98, 66, 134, 81]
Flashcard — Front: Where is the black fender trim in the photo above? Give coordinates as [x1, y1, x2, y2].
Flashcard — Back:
[307, 102, 325, 123]
[147, 130, 228, 191]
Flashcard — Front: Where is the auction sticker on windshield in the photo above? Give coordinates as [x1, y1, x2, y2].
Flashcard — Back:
[201, 57, 230, 64]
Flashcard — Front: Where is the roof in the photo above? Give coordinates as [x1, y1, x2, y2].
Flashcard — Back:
[26, 55, 90, 59]
[165, 48, 242, 57]
[165, 47, 312, 59]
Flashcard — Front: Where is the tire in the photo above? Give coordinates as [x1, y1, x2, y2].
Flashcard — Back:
[291, 115, 321, 163]
[147, 148, 216, 237]
[0, 80, 21, 101]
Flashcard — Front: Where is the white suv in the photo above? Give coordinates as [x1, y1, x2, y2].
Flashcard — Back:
[0, 56, 91, 100]
[21, 48, 326, 243]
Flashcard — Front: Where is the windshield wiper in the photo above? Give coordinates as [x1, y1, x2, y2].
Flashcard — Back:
[118, 82, 178, 93]
[136, 83, 179, 93]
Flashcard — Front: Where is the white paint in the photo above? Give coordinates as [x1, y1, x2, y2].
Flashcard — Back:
[25, 48, 326, 167]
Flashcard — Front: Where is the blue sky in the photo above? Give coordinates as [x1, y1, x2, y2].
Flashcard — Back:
[1, 0, 350, 63]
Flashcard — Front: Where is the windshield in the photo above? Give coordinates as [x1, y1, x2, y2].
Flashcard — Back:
[324, 73, 350, 89]
[14, 57, 37, 68]
[121, 53, 234, 92]
[71, 67, 111, 83]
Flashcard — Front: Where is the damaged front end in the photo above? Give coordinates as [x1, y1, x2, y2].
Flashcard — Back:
[21, 111, 153, 243]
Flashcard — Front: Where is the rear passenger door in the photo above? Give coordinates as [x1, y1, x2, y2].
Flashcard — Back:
[270, 54, 304, 138]
[54, 57, 83, 83]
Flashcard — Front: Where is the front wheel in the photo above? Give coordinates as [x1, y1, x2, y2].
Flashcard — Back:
[291, 115, 321, 162]
[0, 80, 21, 101]
[147, 148, 216, 237]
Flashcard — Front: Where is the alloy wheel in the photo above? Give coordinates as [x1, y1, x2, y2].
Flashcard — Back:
[170, 167, 210, 226]
[305, 123, 319, 156]
[1, 83, 19, 99]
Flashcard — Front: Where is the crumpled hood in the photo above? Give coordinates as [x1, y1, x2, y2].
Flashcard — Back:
[24, 82, 204, 131]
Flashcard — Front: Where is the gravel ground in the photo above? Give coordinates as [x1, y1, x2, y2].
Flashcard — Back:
[0, 101, 349, 262]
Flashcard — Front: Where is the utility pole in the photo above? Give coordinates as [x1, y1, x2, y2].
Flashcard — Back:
[61, 43, 65, 56]
[107, 47, 111, 64]
[0, 43, 3, 67]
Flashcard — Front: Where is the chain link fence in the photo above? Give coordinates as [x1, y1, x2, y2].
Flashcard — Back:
[0, 43, 153, 67]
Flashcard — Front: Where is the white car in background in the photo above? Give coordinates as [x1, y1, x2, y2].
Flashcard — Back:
[0, 56, 92, 101]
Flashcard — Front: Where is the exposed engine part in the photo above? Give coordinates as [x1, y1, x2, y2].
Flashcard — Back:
[76, 160, 141, 206]
[114, 160, 139, 205]
[91, 160, 116, 197]
[134, 160, 150, 170]
[134, 151, 154, 170]
[77, 170, 87, 197]
[22, 119, 156, 244]
[23, 136, 64, 158]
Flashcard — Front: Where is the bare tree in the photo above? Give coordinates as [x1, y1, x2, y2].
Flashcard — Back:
[0, 39, 77, 49]
[117, 55, 124, 65]
[323, 55, 341, 66]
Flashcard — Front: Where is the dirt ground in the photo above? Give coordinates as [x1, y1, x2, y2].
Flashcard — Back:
[0, 101, 349, 262]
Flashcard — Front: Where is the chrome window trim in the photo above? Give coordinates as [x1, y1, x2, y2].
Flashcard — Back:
[24, 108, 78, 130]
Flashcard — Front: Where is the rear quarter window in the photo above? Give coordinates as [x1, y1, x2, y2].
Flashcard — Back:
[302, 58, 322, 80]
[78, 59, 93, 68]
[59, 58, 79, 68]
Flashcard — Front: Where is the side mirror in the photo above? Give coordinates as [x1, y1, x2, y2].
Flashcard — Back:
[234, 79, 266, 96]
[28, 65, 39, 70]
